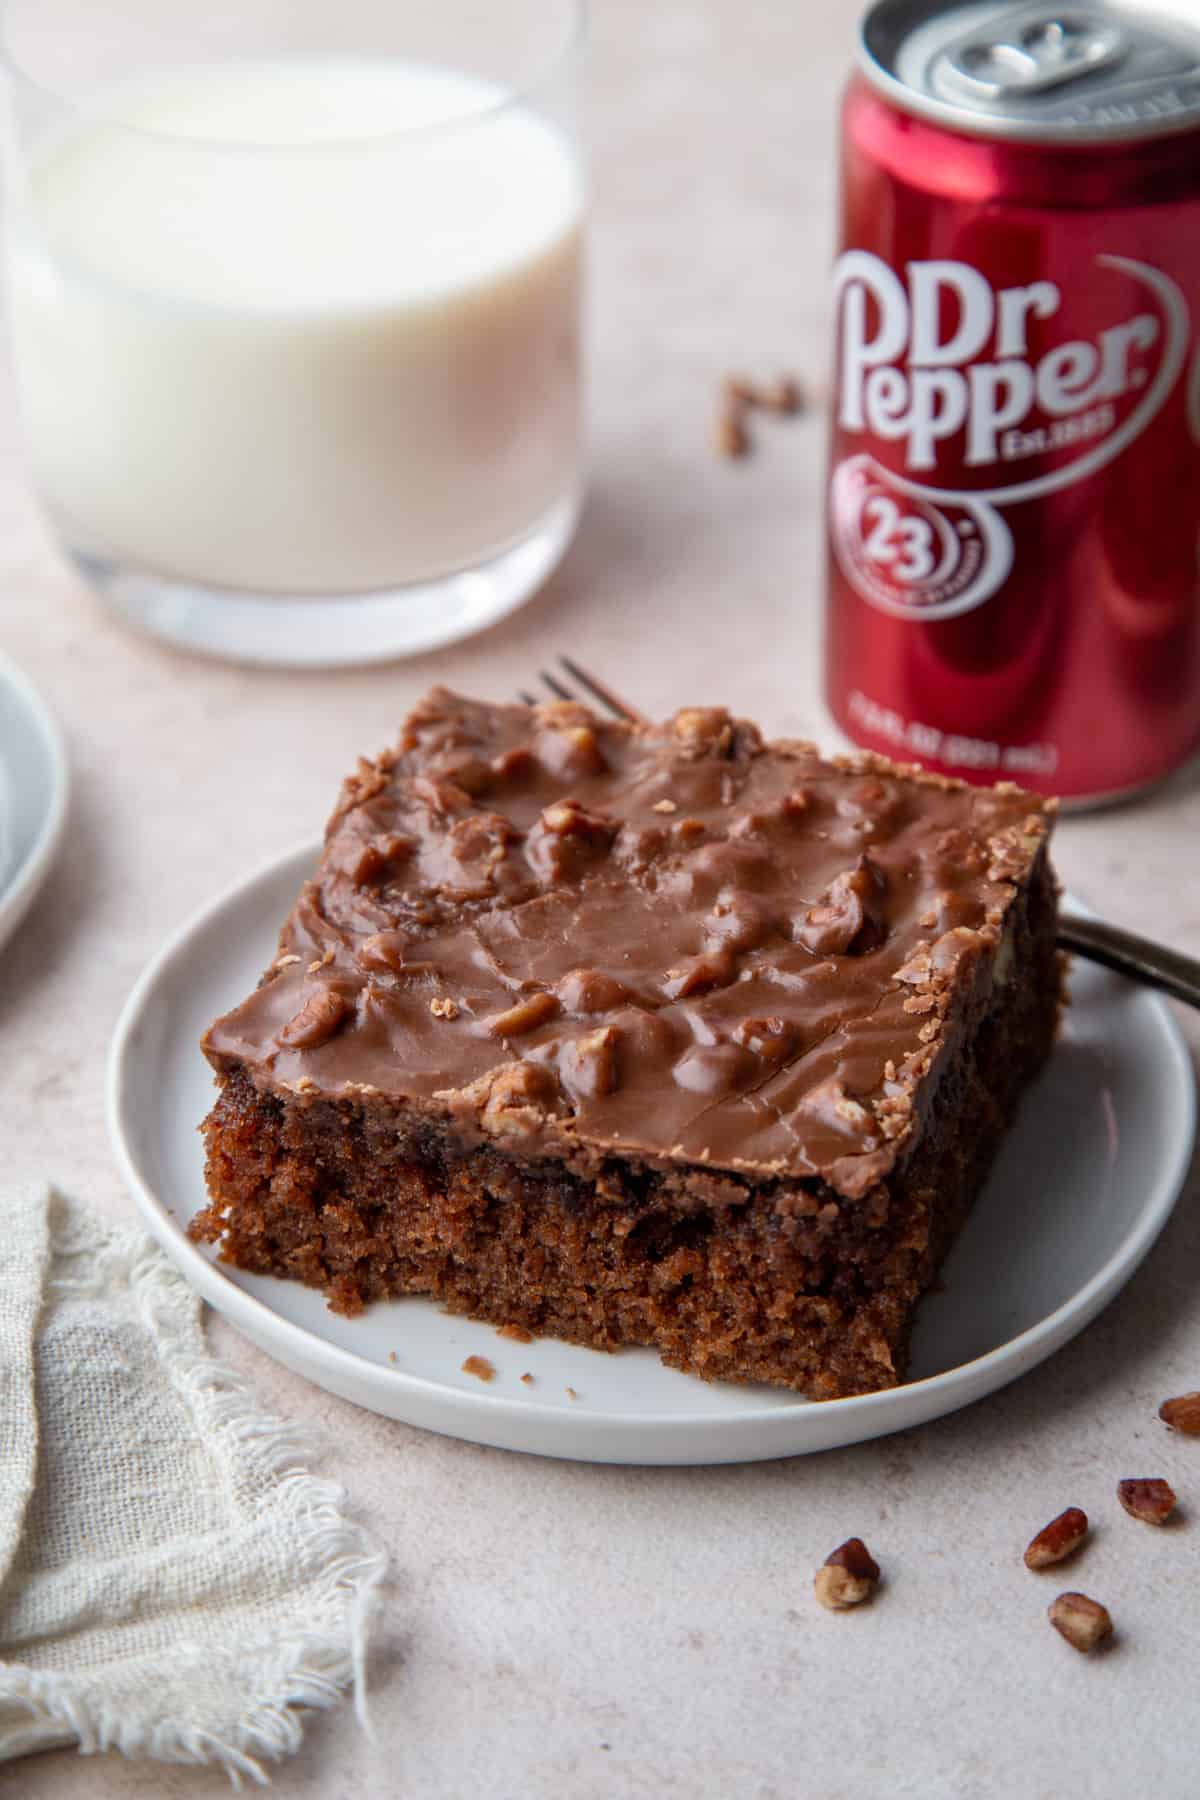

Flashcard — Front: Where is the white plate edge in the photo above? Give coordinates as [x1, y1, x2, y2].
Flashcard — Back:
[0, 651, 69, 946]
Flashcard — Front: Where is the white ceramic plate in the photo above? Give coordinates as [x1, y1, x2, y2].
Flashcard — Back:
[108, 844, 1196, 1465]
[0, 653, 68, 955]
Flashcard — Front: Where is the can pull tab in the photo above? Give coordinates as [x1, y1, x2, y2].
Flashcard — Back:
[940, 9, 1128, 101]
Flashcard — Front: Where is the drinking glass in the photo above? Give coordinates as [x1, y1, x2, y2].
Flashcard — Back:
[1, 0, 585, 665]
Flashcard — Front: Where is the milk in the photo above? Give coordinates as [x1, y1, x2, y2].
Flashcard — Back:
[5, 59, 583, 592]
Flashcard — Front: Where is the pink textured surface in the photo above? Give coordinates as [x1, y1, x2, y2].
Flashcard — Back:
[1, 0, 1198, 1792]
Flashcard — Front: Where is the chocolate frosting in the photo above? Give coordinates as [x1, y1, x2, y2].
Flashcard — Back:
[204, 689, 1055, 1197]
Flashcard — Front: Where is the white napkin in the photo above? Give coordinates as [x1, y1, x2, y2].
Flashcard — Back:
[0, 1186, 385, 1785]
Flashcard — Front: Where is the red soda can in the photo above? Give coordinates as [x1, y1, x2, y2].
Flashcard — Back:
[825, 0, 1200, 803]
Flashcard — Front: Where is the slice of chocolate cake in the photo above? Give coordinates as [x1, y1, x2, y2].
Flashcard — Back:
[192, 688, 1061, 1398]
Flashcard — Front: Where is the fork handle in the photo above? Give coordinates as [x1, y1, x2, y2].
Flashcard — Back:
[1057, 914, 1200, 1011]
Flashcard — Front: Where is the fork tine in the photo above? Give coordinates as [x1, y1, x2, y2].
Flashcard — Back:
[556, 655, 646, 724]
[539, 668, 575, 703]
[517, 688, 538, 707]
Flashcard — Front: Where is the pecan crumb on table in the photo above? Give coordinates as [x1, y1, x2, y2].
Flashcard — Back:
[1048, 1592, 1113, 1654]
[1159, 1392, 1200, 1435]
[1116, 1477, 1178, 1525]
[814, 1538, 880, 1611]
[715, 371, 806, 458]
[461, 1355, 495, 1383]
[714, 404, 750, 459]
[1024, 1507, 1089, 1571]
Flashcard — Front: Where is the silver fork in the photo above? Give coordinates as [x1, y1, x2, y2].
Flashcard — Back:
[523, 655, 1200, 1011]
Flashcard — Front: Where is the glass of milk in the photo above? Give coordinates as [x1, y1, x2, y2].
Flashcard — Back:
[1, 0, 585, 666]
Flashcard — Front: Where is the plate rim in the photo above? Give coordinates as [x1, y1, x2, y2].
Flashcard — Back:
[107, 838, 1198, 1450]
[0, 651, 69, 950]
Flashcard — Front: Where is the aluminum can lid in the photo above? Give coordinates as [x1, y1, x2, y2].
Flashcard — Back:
[860, 0, 1200, 142]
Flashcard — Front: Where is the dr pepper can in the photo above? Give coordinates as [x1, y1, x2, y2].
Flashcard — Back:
[825, 0, 1200, 802]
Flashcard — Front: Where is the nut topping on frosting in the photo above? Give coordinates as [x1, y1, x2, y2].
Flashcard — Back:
[482, 992, 561, 1039]
[203, 688, 1054, 1183]
[795, 854, 888, 957]
[559, 1025, 621, 1099]
[526, 800, 617, 884]
[278, 987, 351, 1049]
[556, 968, 632, 1014]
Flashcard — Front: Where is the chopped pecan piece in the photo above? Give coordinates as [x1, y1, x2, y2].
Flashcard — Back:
[814, 1538, 880, 1611]
[433, 752, 492, 796]
[490, 745, 535, 783]
[430, 996, 460, 1020]
[460, 1356, 494, 1383]
[796, 854, 888, 957]
[1159, 1392, 1200, 1435]
[413, 774, 473, 815]
[671, 1042, 756, 1097]
[559, 1025, 620, 1099]
[1024, 1507, 1089, 1570]
[721, 372, 803, 416]
[556, 967, 632, 1014]
[733, 1016, 796, 1061]
[476, 1062, 562, 1136]
[338, 755, 388, 810]
[278, 987, 351, 1049]
[358, 930, 411, 974]
[1116, 1477, 1177, 1525]
[526, 801, 617, 883]
[447, 811, 515, 862]
[1048, 1592, 1112, 1654]
[762, 374, 804, 415]
[721, 373, 759, 409]
[535, 711, 607, 777]
[482, 991, 560, 1039]
[704, 889, 776, 953]
[715, 405, 750, 459]
[347, 832, 415, 886]
[671, 707, 735, 756]
[662, 946, 737, 999]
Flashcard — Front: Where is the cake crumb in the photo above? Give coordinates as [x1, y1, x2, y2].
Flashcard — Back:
[387, 1350, 398, 1365]
[714, 403, 751, 459]
[461, 1355, 495, 1382]
[430, 996, 460, 1020]
[722, 373, 759, 409]
[762, 374, 804, 415]
[498, 1322, 534, 1343]
[565, 1386, 579, 1400]
[520, 1372, 534, 1386]
[715, 372, 805, 459]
